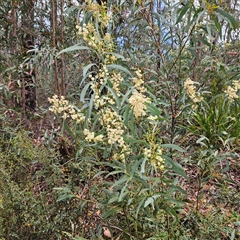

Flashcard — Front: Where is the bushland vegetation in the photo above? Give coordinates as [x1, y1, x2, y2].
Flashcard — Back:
[0, 0, 239, 239]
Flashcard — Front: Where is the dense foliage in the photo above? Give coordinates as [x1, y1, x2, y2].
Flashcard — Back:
[0, 0, 240, 239]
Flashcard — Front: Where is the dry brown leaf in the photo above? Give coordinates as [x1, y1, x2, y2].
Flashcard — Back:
[103, 227, 111, 238]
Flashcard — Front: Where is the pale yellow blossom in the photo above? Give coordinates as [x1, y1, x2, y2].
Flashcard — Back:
[100, 107, 126, 148]
[48, 95, 86, 123]
[129, 91, 150, 118]
[94, 134, 104, 142]
[132, 69, 146, 93]
[184, 78, 203, 103]
[144, 146, 164, 171]
[84, 129, 95, 142]
[233, 80, 240, 90]
[104, 33, 111, 42]
[225, 86, 238, 102]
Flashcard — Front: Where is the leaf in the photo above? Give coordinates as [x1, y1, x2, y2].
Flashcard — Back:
[93, 170, 106, 178]
[54, 187, 71, 192]
[123, 104, 131, 127]
[80, 82, 92, 102]
[212, 16, 222, 39]
[106, 170, 125, 177]
[63, 120, 75, 139]
[108, 195, 119, 204]
[83, 63, 96, 78]
[112, 175, 129, 188]
[215, 8, 239, 30]
[146, 102, 161, 116]
[125, 137, 148, 146]
[130, 159, 142, 178]
[103, 52, 125, 60]
[57, 45, 91, 56]
[176, 2, 191, 24]
[164, 156, 189, 180]
[57, 194, 76, 202]
[62, 231, 88, 240]
[144, 197, 154, 208]
[118, 183, 128, 201]
[161, 193, 185, 206]
[196, 136, 209, 147]
[161, 144, 185, 152]
[120, 88, 133, 107]
[106, 85, 120, 107]
[103, 227, 112, 238]
[85, 93, 94, 126]
[54, 187, 77, 202]
[136, 197, 146, 218]
[107, 64, 132, 76]
[141, 157, 147, 174]
[230, 229, 235, 240]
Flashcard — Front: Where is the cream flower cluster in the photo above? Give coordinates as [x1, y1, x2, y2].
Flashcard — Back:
[99, 66, 123, 94]
[91, 87, 114, 110]
[113, 145, 130, 163]
[225, 80, 240, 102]
[48, 95, 85, 123]
[129, 69, 150, 118]
[89, 67, 109, 109]
[144, 146, 164, 171]
[76, 23, 114, 52]
[48, 95, 70, 114]
[129, 91, 150, 118]
[111, 72, 124, 96]
[99, 65, 109, 85]
[90, 67, 123, 109]
[89, 75, 106, 110]
[76, 0, 114, 54]
[233, 80, 240, 89]
[99, 107, 125, 147]
[83, 129, 104, 143]
[104, 53, 117, 64]
[132, 69, 147, 93]
[184, 78, 203, 103]
[86, 0, 111, 27]
[93, 92, 115, 109]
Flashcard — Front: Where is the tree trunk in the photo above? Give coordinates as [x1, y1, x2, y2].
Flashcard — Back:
[21, 0, 36, 114]
[51, 0, 61, 96]
[60, 0, 66, 96]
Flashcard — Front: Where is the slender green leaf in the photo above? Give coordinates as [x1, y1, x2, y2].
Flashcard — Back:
[57, 45, 90, 56]
[212, 16, 222, 39]
[125, 137, 148, 146]
[57, 194, 76, 202]
[112, 175, 129, 188]
[215, 8, 239, 29]
[85, 93, 94, 126]
[144, 197, 154, 208]
[107, 64, 132, 76]
[63, 120, 75, 139]
[106, 85, 120, 107]
[80, 82, 92, 102]
[176, 3, 191, 24]
[83, 63, 96, 78]
[118, 183, 128, 201]
[161, 144, 185, 152]
[108, 195, 120, 204]
[164, 156, 189, 179]
[136, 197, 146, 218]
[103, 52, 125, 60]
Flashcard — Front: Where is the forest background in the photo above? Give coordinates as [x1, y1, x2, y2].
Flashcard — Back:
[0, 0, 240, 239]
